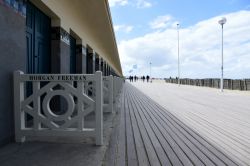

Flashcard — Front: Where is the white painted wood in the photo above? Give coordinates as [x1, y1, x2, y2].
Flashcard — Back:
[113, 76, 124, 103]
[14, 71, 26, 142]
[33, 82, 41, 130]
[13, 71, 103, 145]
[77, 82, 84, 130]
[103, 75, 113, 113]
[21, 128, 95, 137]
[109, 75, 114, 113]
[95, 71, 103, 145]
[20, 74, 96, 82]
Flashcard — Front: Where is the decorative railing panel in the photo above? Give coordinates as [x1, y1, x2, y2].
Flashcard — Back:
[103, 76, 113, 113]
[113, 76, 124, 102]
[14, 71, 103, 145]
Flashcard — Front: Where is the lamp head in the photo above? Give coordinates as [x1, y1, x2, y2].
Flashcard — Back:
[218, 17, 227, 25]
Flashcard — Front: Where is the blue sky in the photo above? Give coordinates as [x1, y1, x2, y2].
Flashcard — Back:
[109, 0, 250, 78]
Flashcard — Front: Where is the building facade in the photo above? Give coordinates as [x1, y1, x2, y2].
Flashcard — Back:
[0, 0, 122, 146]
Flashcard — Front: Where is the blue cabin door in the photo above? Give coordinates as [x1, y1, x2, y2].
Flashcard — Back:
[26, 2, 51, 74]
[86, 48, 93, 74]
[70, 36, 76, 74]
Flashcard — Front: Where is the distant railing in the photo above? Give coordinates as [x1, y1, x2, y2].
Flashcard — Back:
[14, 71, 103, 145]
[165, 78, 250, 91]
[113, 76, 124, 102]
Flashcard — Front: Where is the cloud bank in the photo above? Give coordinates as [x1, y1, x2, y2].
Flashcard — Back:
[119, 10, 250, 79]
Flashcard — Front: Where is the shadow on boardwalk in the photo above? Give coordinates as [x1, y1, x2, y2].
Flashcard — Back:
[104, 82, 240, 166]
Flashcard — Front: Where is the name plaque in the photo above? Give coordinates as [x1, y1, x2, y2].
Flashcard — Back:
[27, 75, 87, 81]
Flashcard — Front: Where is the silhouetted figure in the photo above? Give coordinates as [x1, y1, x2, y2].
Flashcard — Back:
[146, 75, 150, 82]
[131, 76, 133, 82]
[142, 76, 145, 82]
[134, 75, 137, 82]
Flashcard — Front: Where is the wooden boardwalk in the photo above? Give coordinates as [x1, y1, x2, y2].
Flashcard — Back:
[104, 82, 240, 166]
[132, 81, 250, 166]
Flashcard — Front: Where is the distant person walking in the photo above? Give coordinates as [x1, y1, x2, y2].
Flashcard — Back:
[146, 75, 150, 82]
[142, 76, 145, 82]
[134, 75, 137, 82]
[129, 76, 133, 82]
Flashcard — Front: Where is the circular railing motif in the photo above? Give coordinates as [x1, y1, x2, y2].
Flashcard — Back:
[43, 90, 75, 121]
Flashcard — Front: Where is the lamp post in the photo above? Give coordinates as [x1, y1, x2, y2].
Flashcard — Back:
[218, 17, 226, 92]
[177, 23, 180, 86]
[150, 62, 152, 82]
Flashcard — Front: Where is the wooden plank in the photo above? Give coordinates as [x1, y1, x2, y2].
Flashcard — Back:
[126, 86, 162, 166]
[128, 90, 184, 166]
[126, 89, 150, 166]
[116, 91, 126, 166]
[127, 90, 172, 166]
[104, 103, 121, 166]
[124, 91, 138, 166]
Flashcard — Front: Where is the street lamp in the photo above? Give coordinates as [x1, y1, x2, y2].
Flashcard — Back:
[177, 23, 180, 86]
[218, 17, 227, 92]
[149, 62, 152, 82]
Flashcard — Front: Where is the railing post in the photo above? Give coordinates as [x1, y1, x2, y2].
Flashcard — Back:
[14, 71, 25, 142]
[113, 76, 116, 103]
[77, 81, 84, 130]
[33, 82, 41, 130]
[95, 71, 103, 145]
[109, 75, 113, 113]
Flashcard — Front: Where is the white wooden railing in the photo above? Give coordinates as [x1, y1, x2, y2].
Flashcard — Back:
[83, 75, 114, 113]
[103, 76, 113, 113]
[14, 71, 103, 145]
[113, 76, 124, 102]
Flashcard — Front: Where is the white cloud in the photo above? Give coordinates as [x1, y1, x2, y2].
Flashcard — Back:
[108, 0, 128, 7]
[150, 15, 174, 29]
[114, 24, 134, 33]
[136, 0, 152, 8]
[108, 0, 152, 9]
[119, 10, 250, 79]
